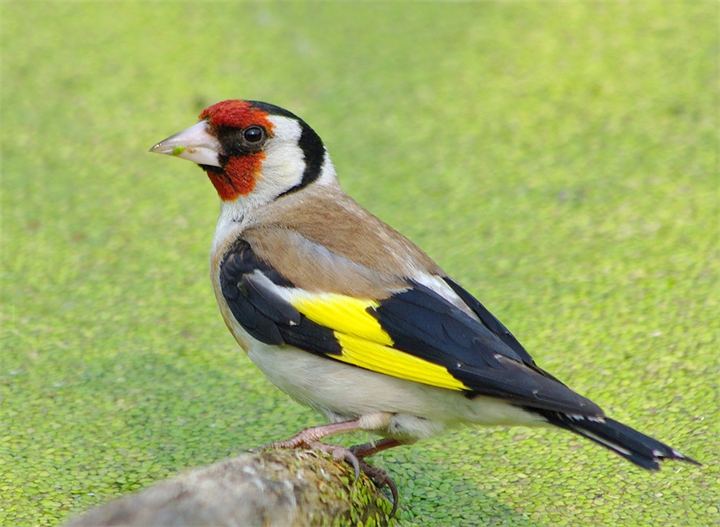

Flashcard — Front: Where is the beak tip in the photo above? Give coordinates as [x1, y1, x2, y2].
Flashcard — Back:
[148, 121, 221, 167]
[148, 142, 185, 156]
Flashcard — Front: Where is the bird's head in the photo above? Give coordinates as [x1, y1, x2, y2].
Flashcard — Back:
[150, 100, 333, 207]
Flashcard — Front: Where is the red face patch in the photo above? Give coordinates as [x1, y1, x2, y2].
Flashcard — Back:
[199, 100, 274, 202]
[199, 100, 275, 132]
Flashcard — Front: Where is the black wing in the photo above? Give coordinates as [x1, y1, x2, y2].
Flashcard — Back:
[371, 280, 601, 414]
[219, 239, 602, 415]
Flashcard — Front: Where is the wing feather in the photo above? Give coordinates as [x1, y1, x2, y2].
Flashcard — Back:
[219, 238, 602, 415]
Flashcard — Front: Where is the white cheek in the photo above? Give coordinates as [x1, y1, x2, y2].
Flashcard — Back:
[262, 142, 305, 184]
[251, 116, 306, 203]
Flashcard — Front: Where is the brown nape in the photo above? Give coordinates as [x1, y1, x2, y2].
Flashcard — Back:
[243, 183, 444, 298]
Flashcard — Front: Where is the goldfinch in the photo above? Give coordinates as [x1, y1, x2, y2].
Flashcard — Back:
[149, 100, 698, 480]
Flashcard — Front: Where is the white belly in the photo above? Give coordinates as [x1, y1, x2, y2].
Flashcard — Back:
[247, 341, 546, 441]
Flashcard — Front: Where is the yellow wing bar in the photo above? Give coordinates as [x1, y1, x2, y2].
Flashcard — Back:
[335, 333, 466, 391]
[289, 292, 467, 391]
[290, 294, 392, 344]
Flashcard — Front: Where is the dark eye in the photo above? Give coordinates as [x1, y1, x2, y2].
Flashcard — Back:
[243, 126, 265, 144]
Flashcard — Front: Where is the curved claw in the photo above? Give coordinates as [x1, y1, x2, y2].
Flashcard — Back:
[309, 441, 361, 481]
[385, 476, 399, 517]
[270, 437, 361, 481]
[269, 428, 400, 516]
[358, 460, 399, 517]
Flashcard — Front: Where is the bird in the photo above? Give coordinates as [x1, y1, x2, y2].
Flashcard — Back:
[149, 99, 698, 494]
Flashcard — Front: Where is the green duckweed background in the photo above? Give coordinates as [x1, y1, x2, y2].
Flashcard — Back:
[1, 2, 717, 526]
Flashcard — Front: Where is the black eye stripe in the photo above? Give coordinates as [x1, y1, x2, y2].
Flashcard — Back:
[217, 125, 267, 156]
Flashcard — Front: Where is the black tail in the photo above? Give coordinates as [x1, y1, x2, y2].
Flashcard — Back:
[535, 410, 700, 470]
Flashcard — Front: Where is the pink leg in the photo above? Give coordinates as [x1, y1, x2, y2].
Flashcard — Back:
[271, 418, 366, 479]
[271, 418, 365, 448]
[350, 437, 403, 458]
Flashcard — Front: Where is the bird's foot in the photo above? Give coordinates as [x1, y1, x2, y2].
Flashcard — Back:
[349, 438, 402, 515]
[356, 459, 399, 516]
[270, 424, 401, 515]
[279, 440, 399, 516]
[270, 419, 364, 450]
[350, 437, 402, 458]
[310, 440, 362, 481]
[271, 430, 362, 480]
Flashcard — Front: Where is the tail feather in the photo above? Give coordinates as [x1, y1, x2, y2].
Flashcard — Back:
[535, 410, 700, 470]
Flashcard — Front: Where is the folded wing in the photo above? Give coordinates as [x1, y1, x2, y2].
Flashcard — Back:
[219, 238, 602, 416]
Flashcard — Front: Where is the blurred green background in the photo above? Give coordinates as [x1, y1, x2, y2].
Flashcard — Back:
[1, 2, 717, 526]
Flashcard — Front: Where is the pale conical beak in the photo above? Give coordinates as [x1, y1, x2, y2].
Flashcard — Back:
[149, 120, 222, 167]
